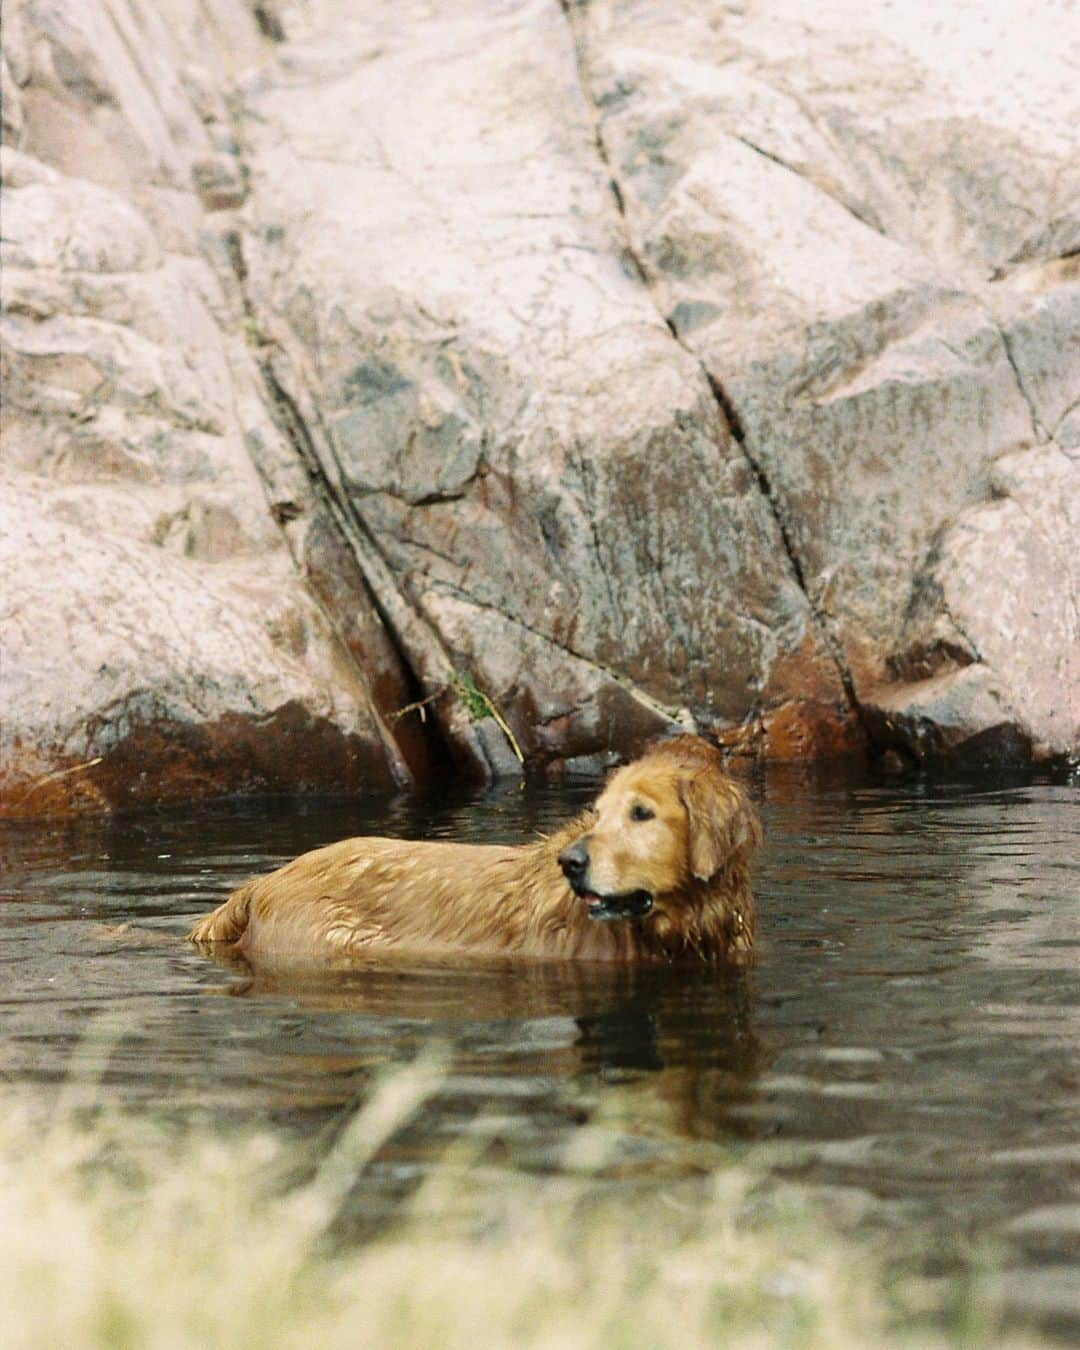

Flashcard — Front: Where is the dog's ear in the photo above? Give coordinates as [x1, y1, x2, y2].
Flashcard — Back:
[679, 771, 761, 882]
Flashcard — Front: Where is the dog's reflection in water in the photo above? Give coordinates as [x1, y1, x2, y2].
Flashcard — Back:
[208, 950, 761, 1151]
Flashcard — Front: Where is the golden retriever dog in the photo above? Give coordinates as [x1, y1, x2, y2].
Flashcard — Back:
[188, 735, 761, 965]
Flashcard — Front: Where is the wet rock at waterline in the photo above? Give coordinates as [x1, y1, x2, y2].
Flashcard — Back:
[2, 0, 1077, 816]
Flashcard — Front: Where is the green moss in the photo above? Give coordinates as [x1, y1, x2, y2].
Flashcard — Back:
[452, 671, 493, 723]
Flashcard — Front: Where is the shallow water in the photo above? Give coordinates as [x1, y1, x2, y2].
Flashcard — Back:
[2, 767, 1078, 1336]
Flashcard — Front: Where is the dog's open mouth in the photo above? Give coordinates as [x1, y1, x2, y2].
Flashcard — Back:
[578, 889, 654, 922]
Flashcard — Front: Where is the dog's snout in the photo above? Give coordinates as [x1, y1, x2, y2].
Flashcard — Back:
[558, 839, 590, 883]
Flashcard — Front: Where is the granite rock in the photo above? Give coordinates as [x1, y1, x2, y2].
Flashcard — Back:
[2, 0, 1077, 817]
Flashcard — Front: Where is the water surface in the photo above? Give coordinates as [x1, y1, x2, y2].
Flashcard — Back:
[1, 767, 1077, 1336]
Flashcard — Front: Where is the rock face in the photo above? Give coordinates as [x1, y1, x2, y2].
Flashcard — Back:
[0, 0, 435, 815]
[2, 0, 1077, 815]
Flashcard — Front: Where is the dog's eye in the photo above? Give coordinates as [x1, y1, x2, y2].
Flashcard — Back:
[629, 803, 655, 822]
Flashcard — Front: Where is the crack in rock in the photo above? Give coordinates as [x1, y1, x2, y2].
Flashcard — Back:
[730, 134, 888, 240]
[558, 0, 865, 728]
[996, 322, 1048, 442]
[425, 580, 698, 730]
[219, 228, 507, 779]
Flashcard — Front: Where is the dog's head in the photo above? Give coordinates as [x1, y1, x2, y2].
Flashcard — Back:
[557, 737, 761, 923]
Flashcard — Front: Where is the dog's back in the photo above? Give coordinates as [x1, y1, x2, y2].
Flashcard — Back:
[191, 836, 545, 962]
[190, 826, 653, 964]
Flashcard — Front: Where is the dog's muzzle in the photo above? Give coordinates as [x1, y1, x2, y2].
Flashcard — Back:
[557, 840, 654, 922]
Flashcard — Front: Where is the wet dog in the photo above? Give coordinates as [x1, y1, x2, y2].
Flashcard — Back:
[188, 735, 761, 964]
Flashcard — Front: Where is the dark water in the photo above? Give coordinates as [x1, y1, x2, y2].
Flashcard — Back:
[2, 767, 1078, 1336]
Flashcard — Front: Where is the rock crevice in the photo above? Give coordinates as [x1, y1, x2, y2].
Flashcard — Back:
[559, 0, 865, 733]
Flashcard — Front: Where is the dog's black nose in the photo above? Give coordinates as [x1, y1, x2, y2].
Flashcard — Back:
[558, 840, 589, 884]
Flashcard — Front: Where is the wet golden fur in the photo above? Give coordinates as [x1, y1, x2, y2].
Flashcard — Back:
[188, 736, 761, 965]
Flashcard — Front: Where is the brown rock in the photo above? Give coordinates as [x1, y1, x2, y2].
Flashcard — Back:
[862, 668, 1033, 769]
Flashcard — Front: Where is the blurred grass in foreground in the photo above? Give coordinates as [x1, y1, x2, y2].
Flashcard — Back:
[0, 1054, 1042, 1350]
